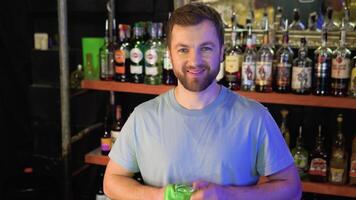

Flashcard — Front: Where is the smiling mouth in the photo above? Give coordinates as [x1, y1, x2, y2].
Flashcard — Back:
[187, 68, 205, 75]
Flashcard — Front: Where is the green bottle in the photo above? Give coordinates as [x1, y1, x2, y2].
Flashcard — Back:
[291, 126, 309, 179]
[130, 23, 145, 83]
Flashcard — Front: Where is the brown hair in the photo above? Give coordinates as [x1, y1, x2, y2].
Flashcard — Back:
[167, 3, 224, 49]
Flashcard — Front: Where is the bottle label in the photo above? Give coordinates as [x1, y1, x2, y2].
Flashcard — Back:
[330, 168, 345, 183]
[225, 55, 242, 73]
[350, 160, 356, 177]
[309, 158, 327, 176]
[163, 51, 173, 70]
[145, 66, 159, 76]
[315, 56, 330, 78]
[256, 61, 272, 86]
[115, 49, 125, 64]
[276, 63, 291, 86]
[145, 49, 158, 65]
[101, 138, 112, 152]
[291, 67, 312, 90]
[294, 153, 308, 169]
[130, 65, 143, 74]
[130, 48, 143, 64]
[332, 57, 350, 79]
[241, 62, 256, 85]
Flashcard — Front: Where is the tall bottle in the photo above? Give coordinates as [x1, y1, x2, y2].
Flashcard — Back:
[331, 21, 351, 97]
[349, 56, 356, 97]
[111, 104, 123, 144]
[291, 126, 309, 179]
[308, 125, 328, 182]
[275, 20, 294, 93]
[100, 19, 115, 81]
[129, 23, 145, 83]
[255, 19, 273, 93]
[114, 24, 131, 82]
[313, 28, 332, 96]
[162, 17, 177, 85]
[289, 8, 305, 30]
[329, 114, 348, 184]
[280, 109, 290, 148]
[274, 6, 285, 31]
[224, 13, 242, 91]
[291, 38, 312, 94]
[101, 116, 112, 156]
[241, 27, 256, 91]
[323, 7, 339, 32]
[349, 133, 356, 185]
[144, 23, 163, 85]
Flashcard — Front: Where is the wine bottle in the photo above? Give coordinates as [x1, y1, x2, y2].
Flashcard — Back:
[308, 125, 328, 182]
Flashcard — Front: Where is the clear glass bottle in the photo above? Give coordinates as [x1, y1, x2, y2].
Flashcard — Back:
[241, 27, 256, 91]
[349, 56, 356, 97]
[224, 13, 243, 91]
[291, 38, 312, 94]
[256, 19, 273, 93]
[291, 126, 309, 180]
[329, 114, 348, 184]
[313, 28, 332, 96]
[280, 109, 290, 148]
[100, 19, 115, 81]
[114, 24, 131, 82]
[289, 8, 305, 30]
[308, 125, 328, 183]
[275, 20, 294, 93]
[323, 7, 339, 32]
[129, 23, 145, 83]
[144, 23, 163, 85]
[331, 20, 351, 97]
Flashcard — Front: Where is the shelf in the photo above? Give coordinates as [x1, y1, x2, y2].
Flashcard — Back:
[85, 148, 356, 198]
[81, 80, 356, 109]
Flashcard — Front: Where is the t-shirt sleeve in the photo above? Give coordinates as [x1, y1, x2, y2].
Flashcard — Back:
[109, 110, 140, 173]
[256, 109, 294, 176]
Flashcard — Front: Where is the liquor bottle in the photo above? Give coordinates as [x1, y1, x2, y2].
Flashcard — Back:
[323, 7, 339, 32]
[308, 125, 328, 182]
[111, 104, 123, 144]
[291, 126, 309, 179]
[349, 56, 356, 97]
[130, 23, 145, 83]
[308, 12, 320, 32]
[114, 24, 131, 82]
[101, 116, 112, 156]
[241, 27, 256, 91]
[280, 109, 290, 148]
[331, 21, 351, 97]
[162, 48, 176, 85]
[274, 6, 285, 31]
[259, 8, 268, 31]
[224, 13, 242, 91]
[144, 23, 163, 85]
[289, 8, 305, 30]
[274, 20, 294, 93]
[313, 28, 332, 96]
[70, 64, 84, 89]
[255, 19, 273, 93]
[342, 3, 355, 31]
[100, 19, 114, 81]
[329, 114, 348, 184]
[349, 133, 356, 185]
[291, 38, 312, 94]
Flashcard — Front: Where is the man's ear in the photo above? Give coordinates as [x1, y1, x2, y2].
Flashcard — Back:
[220, 44, 225, 62]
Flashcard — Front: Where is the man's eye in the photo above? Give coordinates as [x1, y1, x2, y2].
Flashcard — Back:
[178, 48, 188, 53]
[201, 47, 213, 52]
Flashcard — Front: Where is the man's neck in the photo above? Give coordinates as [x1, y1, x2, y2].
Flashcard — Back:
[174, 82, 221, 110]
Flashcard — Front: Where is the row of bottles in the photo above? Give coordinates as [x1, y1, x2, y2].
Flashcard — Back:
[279, 111, 356, 185]
[222, 13, 356, 97]
[98, 19, 177, 86]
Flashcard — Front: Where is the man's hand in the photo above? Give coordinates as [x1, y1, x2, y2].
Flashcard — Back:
[190, 181, 228, 200]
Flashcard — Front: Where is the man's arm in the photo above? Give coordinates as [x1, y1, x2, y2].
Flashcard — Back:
[103, 159, 164, 200]
[191, 164, 302, 200]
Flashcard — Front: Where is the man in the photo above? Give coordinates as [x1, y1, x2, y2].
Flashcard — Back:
[104, 3, 301, 200]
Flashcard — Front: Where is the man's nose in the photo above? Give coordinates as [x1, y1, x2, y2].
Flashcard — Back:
[187, 50, 202, 67]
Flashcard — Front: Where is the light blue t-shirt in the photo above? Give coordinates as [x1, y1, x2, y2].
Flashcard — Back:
[109, 86, 294, 187]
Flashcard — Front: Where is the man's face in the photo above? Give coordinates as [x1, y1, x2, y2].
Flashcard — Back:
[169, 20, 224, 92]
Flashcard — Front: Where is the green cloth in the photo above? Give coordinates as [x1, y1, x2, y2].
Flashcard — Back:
[164, 184, 194, 200]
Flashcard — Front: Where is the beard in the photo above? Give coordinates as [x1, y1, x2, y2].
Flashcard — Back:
[173, 62, 220, 92]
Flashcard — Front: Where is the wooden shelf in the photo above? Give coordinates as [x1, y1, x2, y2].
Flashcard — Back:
[85, 148, 356, 198]
[81, 80, 356, 109]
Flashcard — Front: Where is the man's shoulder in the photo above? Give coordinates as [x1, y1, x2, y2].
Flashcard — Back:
[223, 87, 267, 113]
[134, 89, 172, 113]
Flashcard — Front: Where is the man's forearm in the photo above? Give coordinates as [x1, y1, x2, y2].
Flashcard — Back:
[103, 174, 164, 200]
